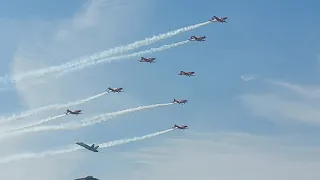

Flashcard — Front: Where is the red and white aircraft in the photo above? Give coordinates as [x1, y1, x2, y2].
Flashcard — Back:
[178, 71, 195, 77]
[189, 36, 206, 41]
[139, 57, 156, 63]
[173, 98, 188, 104]
[66, 109, 82, 115]
[173, 124, 188, 130]
[107, 87, 123, 93]
[210, 16, 228, 23]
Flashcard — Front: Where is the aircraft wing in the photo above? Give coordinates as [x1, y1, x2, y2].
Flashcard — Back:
[74, 177, 99, 180]
[76, 142, 90, 149]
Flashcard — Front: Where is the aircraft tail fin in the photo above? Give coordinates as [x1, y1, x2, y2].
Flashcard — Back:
[91, 144, 95, 149]
[95, 145, 99, 150]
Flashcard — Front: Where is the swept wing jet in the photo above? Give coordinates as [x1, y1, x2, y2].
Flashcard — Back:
[210, 16, 228, 23]
[173, 98, 188, 104]
[178, 71, 195, 77]
[74, 176, 99, 180]
[139, 57, 156, 63]
[189, 36, 206, 41]
[107, 87, 123, 93]
[66, 109, 82, 115]
[173, 124, 188, 130]
[76, 142, 99, 152]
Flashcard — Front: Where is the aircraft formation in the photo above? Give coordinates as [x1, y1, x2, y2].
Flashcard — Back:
[0, 15, 227, 179]
[73, 15, 226, 179]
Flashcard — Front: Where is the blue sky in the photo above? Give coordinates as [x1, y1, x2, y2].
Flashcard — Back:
[0, 0, 320, 179]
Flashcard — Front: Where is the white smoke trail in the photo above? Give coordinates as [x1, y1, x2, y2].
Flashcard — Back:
[14, 40, 189, 81]
[98, 128, 173, 148]
[0, 129, 173, 164]
[57, 40, 189, 76]
[0, 114, 66, 134]
[73, 21, 211, 64]
[79, 103, 174, 127]
[1, 103, 174, 138]
[0, 146, 82, 164]
[0, 91, 108, 124]
[1, 21, 211, 84]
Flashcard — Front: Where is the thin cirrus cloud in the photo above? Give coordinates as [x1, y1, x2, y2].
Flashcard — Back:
[240, 74, 259, 82]
[240, 77, 320, 126]
[118, 132, 320, 180]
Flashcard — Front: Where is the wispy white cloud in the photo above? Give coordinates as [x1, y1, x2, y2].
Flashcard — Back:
[54, 0, 107, 39]
[240, 74, 258, 81]
[240, 93, 320, 125]
[240, 78, 320, 126]
[118, 132, 320, 180]
[266, 79, 320, 99]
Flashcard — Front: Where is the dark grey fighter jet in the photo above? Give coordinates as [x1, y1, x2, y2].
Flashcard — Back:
[74, 176, 99, 180]
[76, 142, 99, 152]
